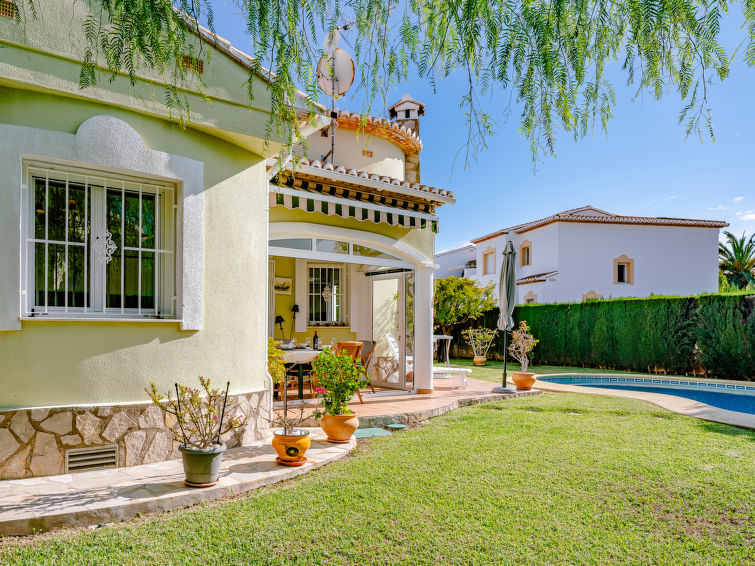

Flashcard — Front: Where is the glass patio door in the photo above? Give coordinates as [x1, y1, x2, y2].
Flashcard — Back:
[370, 272, 414, 390]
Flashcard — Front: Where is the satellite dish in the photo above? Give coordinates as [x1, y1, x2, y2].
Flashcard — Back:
[317, 48, 355, 97]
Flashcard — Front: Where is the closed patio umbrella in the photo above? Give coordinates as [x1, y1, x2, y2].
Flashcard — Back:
[493, 241, 517, 392]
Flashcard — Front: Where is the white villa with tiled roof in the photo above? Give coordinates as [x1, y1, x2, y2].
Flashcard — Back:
[436, 206, 728, 304]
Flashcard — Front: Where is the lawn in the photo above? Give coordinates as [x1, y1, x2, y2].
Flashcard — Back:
[1, 394, 753, 565]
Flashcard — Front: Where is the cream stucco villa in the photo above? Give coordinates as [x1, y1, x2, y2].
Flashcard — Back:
[0, 2, 452, 479]
[436, 206, 727, 304]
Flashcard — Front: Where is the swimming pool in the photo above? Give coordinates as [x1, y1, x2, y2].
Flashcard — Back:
[540, 376, 755, 415]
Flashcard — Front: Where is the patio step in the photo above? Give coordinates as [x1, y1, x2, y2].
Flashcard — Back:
[356, 388, 542, 429]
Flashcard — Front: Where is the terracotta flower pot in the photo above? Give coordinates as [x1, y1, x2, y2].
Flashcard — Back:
[473, 356, 487, 366]
[179, 443, 226, 487]
[512, 371, 536, 391]
[319, 413, 359, 443]
[272, 429, 311, 466]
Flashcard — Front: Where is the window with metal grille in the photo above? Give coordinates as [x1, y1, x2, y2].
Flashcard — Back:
[24, 165, 176, 318]
[308, 265, 347, 326]
[0, 0, 16, 19]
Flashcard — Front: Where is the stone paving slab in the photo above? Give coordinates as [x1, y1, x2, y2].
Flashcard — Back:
[353, 378, 542, 428]
[0, 428, 354, 536]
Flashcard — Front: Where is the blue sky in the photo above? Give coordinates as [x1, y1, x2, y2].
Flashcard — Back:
[207, 5, 755, 252]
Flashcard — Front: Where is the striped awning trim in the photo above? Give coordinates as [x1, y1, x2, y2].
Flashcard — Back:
[269, 184, 439, 233]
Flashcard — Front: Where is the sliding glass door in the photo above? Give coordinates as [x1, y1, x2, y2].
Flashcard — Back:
[370, 271, 414, 390]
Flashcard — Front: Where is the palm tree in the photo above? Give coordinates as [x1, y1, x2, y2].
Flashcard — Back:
[719, 231, 755, 289]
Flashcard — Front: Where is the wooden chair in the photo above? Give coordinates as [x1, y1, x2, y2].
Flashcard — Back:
[332, 341, 365, 403]
[358, 339, 377, 398]
[333, 341, 363, 359]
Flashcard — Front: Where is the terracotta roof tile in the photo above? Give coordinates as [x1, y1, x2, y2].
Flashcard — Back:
[335, 112, 423, 155]
[472, 206, 728, 243]
[516, 270, 559, 285]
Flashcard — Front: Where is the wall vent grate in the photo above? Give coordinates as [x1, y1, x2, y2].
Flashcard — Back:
[0, 0, 16, 19]
[181, 55, 204, 74]
[65, 445, 118, 473]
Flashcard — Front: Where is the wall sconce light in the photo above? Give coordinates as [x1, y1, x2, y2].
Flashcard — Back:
[289, 304, 299, 340]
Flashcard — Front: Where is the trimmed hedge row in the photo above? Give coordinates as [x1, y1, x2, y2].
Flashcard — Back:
[450, 294, 755, 381]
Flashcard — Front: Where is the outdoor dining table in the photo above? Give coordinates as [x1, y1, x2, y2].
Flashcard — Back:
[280, 348, 323, 400]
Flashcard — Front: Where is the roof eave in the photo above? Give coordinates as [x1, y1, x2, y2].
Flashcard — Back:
[271, 160, 455, 206]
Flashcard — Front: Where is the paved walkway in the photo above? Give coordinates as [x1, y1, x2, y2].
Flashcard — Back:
[348, 376, 541, 426]
[536, 377, 755, 430]
[276, 376, 541, 427]
[0, 377, 539, 536]
[0, 428, 353, 536]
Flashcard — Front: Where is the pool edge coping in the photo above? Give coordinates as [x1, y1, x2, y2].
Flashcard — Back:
[534, 374, 755, 431]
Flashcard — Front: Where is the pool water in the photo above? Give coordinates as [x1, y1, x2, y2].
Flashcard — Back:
[541, 376, 755, 415]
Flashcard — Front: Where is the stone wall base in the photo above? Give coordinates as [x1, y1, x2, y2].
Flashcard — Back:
[0, 390, 270, 480]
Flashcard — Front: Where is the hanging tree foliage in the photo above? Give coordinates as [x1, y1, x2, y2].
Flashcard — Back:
[18, 0, 754, 162]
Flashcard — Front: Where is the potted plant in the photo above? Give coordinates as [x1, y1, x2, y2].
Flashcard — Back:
[147, 377, 246, 487]
[462, 327, 498, 366]
[311, 349, 363, 443]
[268, 337, 311, 466]
[507, 321, 539, 390]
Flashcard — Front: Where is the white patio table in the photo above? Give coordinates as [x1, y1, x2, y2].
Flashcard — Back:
[280, 349, 323, 399]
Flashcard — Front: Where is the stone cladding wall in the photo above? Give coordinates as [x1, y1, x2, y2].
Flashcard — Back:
[0, 391, 270, 480]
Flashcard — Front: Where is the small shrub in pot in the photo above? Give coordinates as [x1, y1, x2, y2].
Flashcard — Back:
[147, 377, 246, 487]
[508, 321, 539, 390]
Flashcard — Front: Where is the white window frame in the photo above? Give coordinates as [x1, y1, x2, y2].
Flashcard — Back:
[482, 248, 496, 275]
[21, 163, 178, 320]
[268, 237, 409, 269]
[307, 263, 349, 327]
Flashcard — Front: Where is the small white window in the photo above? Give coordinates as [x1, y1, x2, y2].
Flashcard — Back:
[483, 250, 495, 275]
[521, 242, 532, 266]
[308, 264, 348, 326]
[23, 165, 176, 318]
[617, 263, 628, 283]
[613, 255, 634, 285]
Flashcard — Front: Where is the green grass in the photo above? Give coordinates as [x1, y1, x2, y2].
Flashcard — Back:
[2, 394, 753, 565]
[449, 357, 640, 384]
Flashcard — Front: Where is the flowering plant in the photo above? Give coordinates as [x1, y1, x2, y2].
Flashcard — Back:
[267, 337, 287, 384]
[147, 377, 246, 449]
[508, 321, 539, 373]
[311, 349, 363, 416]
[462, 327, 498, 357]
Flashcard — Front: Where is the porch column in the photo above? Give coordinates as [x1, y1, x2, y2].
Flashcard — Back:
[414, 266, 434, 394]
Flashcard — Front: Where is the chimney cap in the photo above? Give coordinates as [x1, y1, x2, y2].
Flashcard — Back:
[388, 93, 425, 119]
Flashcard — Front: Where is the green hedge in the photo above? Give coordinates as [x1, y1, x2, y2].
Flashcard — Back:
[450, 294, 755, 380]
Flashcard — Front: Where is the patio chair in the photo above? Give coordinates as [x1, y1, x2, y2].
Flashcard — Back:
[355, 339, 377, 402]
[333, 341, 363, 360]
[386, 333, 414, 381]
[331, 341, 365, 403]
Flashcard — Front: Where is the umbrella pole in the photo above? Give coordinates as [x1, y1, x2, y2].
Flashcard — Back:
[502, 331, 508, 388]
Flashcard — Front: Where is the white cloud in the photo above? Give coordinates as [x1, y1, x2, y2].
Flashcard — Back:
[707, 205, 728, 211]
[664, 195, 680, 200]
[733, 196, 745, 203]
[742, 213, 755, 221]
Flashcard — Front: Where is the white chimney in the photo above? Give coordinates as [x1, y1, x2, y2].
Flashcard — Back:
[388, 94, 425, 183]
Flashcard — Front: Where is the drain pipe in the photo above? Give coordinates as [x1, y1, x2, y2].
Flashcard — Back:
[265, 371, 274, 429]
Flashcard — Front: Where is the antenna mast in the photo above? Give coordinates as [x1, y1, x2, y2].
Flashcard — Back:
[317, 28, 355, 165]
